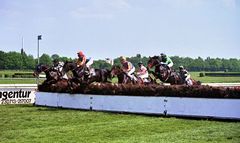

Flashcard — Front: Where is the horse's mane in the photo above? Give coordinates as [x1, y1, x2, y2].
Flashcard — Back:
[64, 61, 77, 68]
[148, 56, 161, 65]
[36, 64, 49, 70]
[151, 56, 160, 60]
[64, 61, 74, 64]
[112, 65, 121, 69]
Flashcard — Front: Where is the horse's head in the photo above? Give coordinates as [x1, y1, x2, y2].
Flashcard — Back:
[147, 56, 161, 69]
[63, 61, 87, 79]
[63, 61, 77, 73]
[110, 65, 122, 76]
[105, 69, 113, 79]
[33, 64, 49, 77]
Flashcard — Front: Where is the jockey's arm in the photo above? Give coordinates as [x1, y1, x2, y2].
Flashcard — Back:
[127, 62, 133, 72]
[59, 61, 64, 67]
[77, 56, 87, 67]
[122, 62, 131, 72]
[165, 56, 173, 67]
[166, 56, 173, 64]
[183, 70, 190, 78]
[137, 66, 147, 75]
[160, 62, 167, 65]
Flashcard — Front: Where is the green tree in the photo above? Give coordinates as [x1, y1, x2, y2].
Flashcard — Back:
[0, 51, 5, 69]
[92, 60, 111, 69]
[190, 57, 205, 71]
[229, 58, 240, 71]
[24, 55, 35, 69]
[59, 56, 73, 62]
[39, 53, 52, 66]
[4, 52, 22, 69]
[51, 54, 60, 60]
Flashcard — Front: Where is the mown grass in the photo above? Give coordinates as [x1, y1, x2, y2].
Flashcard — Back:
[0, 104, 240, 143]
[0, 79, 45, 84]
[190, 72, 240, 83]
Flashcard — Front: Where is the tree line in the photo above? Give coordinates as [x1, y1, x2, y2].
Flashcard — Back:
[0, 50, 72, 70]
[0, 50, 240, 72]
[121, 54, 240, 72]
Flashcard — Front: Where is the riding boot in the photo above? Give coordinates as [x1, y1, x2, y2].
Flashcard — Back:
[89, 68, 96, 76]
[186, 79, 193, 86]
[133, 76, 137, 82]
[131, 75, 137, 83]
[84, 67, 90, 76]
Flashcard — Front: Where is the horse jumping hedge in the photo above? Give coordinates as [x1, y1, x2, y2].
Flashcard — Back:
[38, 82, 240, 99]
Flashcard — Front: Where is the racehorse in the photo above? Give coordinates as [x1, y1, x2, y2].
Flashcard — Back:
[110, 65, 133, 84]
[33, 64, 61, 84]
[34, 64, 81, 92]
[147, 56, 183, 85]
[62, 61, 111, 84]
[110, 65, 150, 84]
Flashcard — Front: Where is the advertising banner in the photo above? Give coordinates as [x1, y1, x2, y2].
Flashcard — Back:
[0, 84, 37, 105]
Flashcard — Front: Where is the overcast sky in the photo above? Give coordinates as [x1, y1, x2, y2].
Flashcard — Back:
[0, 0, 239, 59]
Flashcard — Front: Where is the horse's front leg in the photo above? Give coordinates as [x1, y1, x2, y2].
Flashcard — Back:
[87, 77, 96, 84]
[148, 71, 158, 84]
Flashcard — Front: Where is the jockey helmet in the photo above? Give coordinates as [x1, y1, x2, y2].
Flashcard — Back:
[138, 61, 143, 66]
[160, 53, 166, 57]
[120, 56, 126, 61]
[77, 51, 84, 56]
[179, 66, 184, 69]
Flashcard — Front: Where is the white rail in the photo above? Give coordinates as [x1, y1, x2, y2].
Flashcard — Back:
[35, 92, 240, 120]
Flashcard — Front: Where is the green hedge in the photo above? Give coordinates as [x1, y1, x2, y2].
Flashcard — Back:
[12, 73, 34, 78]
[14, 72, 33, 76]
[0, 72, 34, 78]
[199, 73, 205, 77]
[39, 83, 240, 99]
[4, 74, 12, 78]
[12, 75, 34, 78]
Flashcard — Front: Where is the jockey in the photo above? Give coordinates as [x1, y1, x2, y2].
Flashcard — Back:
[52, 59, 68, 79]
[52, 59, 64, 72]
[76, 51, 94, 76]
[136, 61, 149, 80]
[76, 51, 87, 67]
[160, 53, 173, 69]
[179, 66, 192, 85]
[120, 56, 137, 81]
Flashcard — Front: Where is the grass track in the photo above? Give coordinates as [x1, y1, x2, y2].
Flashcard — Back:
[190, 72, 240, 83]
[0, 105, 240, 143]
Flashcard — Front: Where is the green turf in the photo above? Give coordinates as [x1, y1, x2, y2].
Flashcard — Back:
[0, 104, 239, 143]
[0, 79, 44, 84]
[190, 72, 240, 83]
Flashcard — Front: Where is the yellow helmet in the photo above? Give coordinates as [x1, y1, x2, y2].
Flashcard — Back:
[120, 56, 126, 61]
[179, 66, 184, 69]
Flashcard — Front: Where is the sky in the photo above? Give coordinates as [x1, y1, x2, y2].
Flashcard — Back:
[0, 0, 239, 60]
